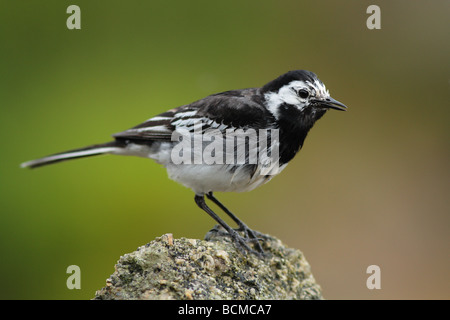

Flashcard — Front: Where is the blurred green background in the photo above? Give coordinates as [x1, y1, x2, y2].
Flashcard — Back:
[1, 0, 449, 299]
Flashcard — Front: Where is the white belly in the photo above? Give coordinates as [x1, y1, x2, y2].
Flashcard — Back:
[115, 141, 286, 194]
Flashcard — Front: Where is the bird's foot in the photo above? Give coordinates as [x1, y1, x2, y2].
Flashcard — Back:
[206, 224, 266, 257]
[229, 228, 266, 257]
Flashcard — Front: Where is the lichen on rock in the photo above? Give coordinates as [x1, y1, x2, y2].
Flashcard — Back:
[94, 226, 323, 300]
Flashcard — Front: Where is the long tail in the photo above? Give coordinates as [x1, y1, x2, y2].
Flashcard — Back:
[20, 141, 122, 169]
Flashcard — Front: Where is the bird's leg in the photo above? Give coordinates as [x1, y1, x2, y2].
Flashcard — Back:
[206, 192, 266, 253]
[195, 194, 263, 256]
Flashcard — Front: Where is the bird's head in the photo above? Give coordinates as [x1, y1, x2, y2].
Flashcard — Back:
[261, 70, 347, 121]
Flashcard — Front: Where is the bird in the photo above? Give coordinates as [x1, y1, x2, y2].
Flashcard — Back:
[21, 70, 347, 256]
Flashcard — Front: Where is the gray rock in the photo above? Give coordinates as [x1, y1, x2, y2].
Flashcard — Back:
[93, 226, 323, 300]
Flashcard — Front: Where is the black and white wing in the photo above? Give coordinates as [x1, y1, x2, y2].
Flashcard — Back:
[112, 88, 276, 143]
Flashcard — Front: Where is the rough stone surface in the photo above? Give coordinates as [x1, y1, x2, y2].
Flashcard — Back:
[93, 226, 323, 300]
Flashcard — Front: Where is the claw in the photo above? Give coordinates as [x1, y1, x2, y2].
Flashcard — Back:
[207, 225, 266, 256]
[235, 224, 265, 254]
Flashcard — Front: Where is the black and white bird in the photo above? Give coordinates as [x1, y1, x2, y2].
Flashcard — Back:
[21, 70, 347, 256]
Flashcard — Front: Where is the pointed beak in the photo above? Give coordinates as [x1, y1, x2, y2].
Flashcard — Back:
[312, 97, 348, 111]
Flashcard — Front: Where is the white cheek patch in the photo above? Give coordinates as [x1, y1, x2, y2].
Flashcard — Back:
[278, 85, 304, 105]
[264, 80, 307, 118]
[264, 79, 331, 119]
[264, 91, 283, 119]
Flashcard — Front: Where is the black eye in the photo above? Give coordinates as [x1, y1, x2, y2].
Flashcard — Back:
[297, 89, 309, 99]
